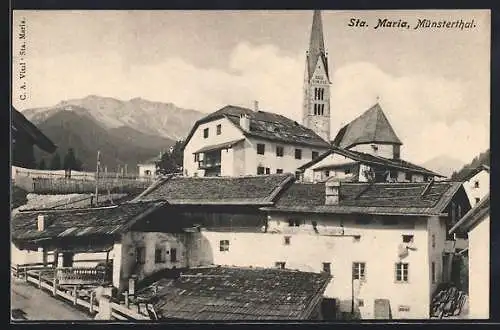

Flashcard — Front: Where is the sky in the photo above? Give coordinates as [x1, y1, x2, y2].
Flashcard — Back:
[11, 10, 490, 164]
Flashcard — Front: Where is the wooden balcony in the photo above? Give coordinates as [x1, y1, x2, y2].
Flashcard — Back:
[56, 267, 110, 286]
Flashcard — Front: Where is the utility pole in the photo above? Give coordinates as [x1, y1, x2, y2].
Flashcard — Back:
[95, 150, 101, 207]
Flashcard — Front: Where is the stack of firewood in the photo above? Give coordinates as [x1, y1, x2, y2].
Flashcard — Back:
[430, 285, 467, 318]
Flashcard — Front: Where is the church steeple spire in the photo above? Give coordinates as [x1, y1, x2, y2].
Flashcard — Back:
[302, 10, 331, 142]
[306, 10, 329, 83]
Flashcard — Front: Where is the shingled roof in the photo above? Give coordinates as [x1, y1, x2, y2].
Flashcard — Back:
[12, 107, 57, 153]
[136, 266, 331, 320]
[266, 181, 465, 216]
[11, 201, 165, 245]
[135, 174, 295, 206]
[298, 145, 443, 177]
[183, 105, 330, 150]
[332, 103, 402, 148]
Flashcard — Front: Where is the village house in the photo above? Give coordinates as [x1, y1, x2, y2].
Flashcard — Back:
[181, 104, 330, 177]
[132, 174, 471, 319]
[460, 164, 490, 207]
[448, 194, 490, 319]
[12, 107, 57, 169]
[297, 144, 443, 184]
[135, 266, 331, 320]
[137, 153, 162, 180]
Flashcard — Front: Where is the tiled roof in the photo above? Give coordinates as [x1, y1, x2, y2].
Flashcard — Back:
[449, 193, 490, 234]
[332, 103, 402, 148]
[11, 201, 165, 243]
[184, 105, 330, 149]
[267, 181, 464, 216]
[136, 266, 331, 320]
[12, 107, 57, 153]
[298, 145, 443, 177]
[135, 174, 295, 206]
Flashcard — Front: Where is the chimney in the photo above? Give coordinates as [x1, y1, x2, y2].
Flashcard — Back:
[239, 113, 250, 132]
[37, 214, 46, 231]
[325, 179, 341, 205]
[253, 100, 259, 112]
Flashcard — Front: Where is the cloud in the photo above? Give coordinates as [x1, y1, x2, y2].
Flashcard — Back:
[12, 42, 488, 164]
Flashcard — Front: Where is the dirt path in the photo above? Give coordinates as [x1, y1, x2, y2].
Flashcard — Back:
[11, 277, 92, 321]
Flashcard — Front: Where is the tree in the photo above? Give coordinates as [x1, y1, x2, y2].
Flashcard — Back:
[157, 140, 184, 175]
[49, 152, 61, 170]
[63, 148, 82, 178]
[38, 159, 46, 170]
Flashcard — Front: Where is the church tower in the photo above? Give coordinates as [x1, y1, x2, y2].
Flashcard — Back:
[302, 10, 331, 142]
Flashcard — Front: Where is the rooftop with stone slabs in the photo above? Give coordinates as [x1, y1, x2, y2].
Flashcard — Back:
[135, 173, 295, 206]
[135, 266, 331, 320]
[265, 180, 468, 216]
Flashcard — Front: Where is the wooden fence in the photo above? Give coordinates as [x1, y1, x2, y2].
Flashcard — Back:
[12, 263, 151, 321]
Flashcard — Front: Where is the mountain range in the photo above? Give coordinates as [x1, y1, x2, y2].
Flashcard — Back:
[420, 155, 465, 178]
[24, 96, 205, 172]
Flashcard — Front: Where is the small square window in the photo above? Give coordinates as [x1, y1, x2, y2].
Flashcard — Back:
[219, 240, 230, 252]
[395, 262, 409, 283]
[344, 168, 351, 175]
[276, 169, 283, 174]
[312, 151, 319, 159]
[475, 197, 481, 205]
[203, 128, 209, 138]
[352, 262, 366, 281]
[324, 170, 330, 177]
[402, 235, 414, 243]
[295, 149, 302, 160]
[275, 261, 286, 269]
[257, 144, 265, 155]
[154, 247, 165, 264]
[474, 181, 479, 188]
[353, 235, 361, 242]
[284, 236, 291, 245]
[136, 247, 146, 264]
[257, 166, 265, 175]
[276, 146, 284, 157]
[170, 248, 177, 262]
[358, 299, 364, 307]
[216, 124, 222, 135]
